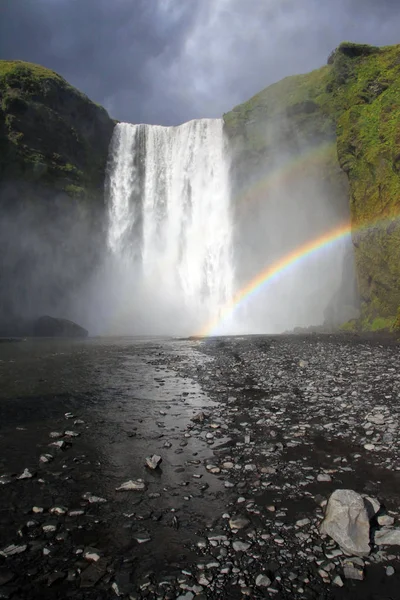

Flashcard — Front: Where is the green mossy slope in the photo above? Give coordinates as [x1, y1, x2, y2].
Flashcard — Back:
[224, 42, 400, 329]
[0, 60, 114, 202]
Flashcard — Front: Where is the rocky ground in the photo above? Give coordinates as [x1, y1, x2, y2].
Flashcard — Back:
[1, 334, 400, 599]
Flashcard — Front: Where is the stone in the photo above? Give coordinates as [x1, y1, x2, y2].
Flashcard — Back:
[377, 514, 395, 527]
[320, 489, 371, 556]
[82, 493, 107, 503]
[17, 468, 34, 479]
[332, 575, 344, 587]
[229, 516, 249, 530]
[0, 544, 27, 557]
[116, 479, 146, 492]
[232, 541, 251, 552]
[374, 528, 400, 546]
[145, 455, 162, 469]
[317, 473, 332, 482]
[343, 563, 364, 581]
[255, 574, 271, 587]
[386, 566, 395, 576]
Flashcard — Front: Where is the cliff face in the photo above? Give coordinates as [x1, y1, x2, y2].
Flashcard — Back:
[0, 60, 115, 334]
[224, 42, 400, 330]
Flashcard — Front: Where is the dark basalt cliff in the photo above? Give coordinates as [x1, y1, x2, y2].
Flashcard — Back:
[224, 42, 400, 332]
[0, 60, 115, 334]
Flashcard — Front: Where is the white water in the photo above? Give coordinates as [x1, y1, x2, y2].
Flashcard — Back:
[106, 119, 234, 335]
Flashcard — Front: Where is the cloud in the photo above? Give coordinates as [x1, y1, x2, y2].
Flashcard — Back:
[0, 0, 399, 124]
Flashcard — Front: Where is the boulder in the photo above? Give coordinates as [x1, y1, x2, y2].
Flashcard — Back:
[320, 489, 371, 556]
[33, 316, 88, 338]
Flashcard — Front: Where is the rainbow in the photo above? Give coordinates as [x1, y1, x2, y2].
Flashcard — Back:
[196, 214, 397, 338]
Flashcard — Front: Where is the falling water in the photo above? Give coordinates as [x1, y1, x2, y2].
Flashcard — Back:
[106, 119, 234, 335]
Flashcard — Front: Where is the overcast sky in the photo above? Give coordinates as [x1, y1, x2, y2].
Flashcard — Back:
[0, 0, 399, 125]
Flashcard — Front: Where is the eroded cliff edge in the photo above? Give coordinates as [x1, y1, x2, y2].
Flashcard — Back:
[0, 60, 115, 334]
[224, 42, 400, 331]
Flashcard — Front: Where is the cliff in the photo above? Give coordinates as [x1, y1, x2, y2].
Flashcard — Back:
[0, 60, 115, 334]
[224, 42, 400, 331]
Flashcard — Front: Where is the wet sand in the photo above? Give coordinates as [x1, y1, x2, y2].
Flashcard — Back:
[0, 334, 400, 599]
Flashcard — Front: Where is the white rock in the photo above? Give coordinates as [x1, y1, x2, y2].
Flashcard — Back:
[320, 489, 371, 556]
[377, 514, 395, 527]
[50, 506, 67, 515]
[374, 528, 400, 546]
[229, 516, 250, 530]
[85, 551, 100, 561]
[0, 544, 27, 557]
[82, 493, 107, 503]
[317, 473, 332, 482]
[18, 468, 34, 480]
[39, 454, 53, 463]
[65, 430, 80, 437]
[332, 575, 344, 587]
[364, 443, 375, 451]
[145, 455, 162, 470]
[255, 574, 271, 587]
[232, 541, 251, 552]
[115, 479, 146, 492]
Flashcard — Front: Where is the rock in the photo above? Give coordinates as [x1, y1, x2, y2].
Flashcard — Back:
[317, 473, 332, 482]
[255, 574, 271, 587]
[17, 468, 34, 480]
[229, 516, 250, 530]
[33, 316, 88, 338]
[343, 561, 364, 581]
[191, 412, 208, 424]
[0, 544, 27, 557]
[332, 575, 344, 587]
[363, 495, 381, 518]
[374, 528, 400, 546]
[296, 518, 311, 527]
[82, 493, 107, 503]
[320, 489, 371, 556]
[115, 479, 146, 492]
[386, 566, 395, 576]
[377, 514, 395, 527]
[232, 541, 251, 552]
[145, 455, 162, 470]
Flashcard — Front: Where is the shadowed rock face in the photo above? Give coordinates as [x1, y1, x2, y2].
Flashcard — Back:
[33, 316, 88, 338]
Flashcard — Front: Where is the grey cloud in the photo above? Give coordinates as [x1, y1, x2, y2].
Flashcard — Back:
[0, 0, 399, 125]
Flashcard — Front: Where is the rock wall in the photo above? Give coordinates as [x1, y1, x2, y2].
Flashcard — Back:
[224, 42, 400, 330]
[0, 60, 115, 334]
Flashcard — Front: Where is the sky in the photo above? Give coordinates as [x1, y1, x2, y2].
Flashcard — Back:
[0, 0, 399, 125]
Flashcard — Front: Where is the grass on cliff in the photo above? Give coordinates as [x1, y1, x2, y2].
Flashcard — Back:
[0, 60, 110, 199]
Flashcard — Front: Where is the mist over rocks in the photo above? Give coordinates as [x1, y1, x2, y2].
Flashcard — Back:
[0, 60, 114, 336]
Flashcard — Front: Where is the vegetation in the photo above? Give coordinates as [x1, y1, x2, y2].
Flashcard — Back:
[224, 42, 400, 330]
[0, 59, 114, 202]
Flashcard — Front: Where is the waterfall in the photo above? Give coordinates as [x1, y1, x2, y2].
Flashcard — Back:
[106, 119, 234, 335]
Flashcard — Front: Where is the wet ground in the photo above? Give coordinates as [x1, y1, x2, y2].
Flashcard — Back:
[0, 334, 400, 599]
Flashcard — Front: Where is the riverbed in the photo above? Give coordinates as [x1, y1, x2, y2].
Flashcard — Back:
[0, 334, 400, 599]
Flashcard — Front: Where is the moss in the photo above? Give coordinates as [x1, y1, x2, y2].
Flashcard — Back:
[393, 307, 400, 332]
[340, 319, 358, 333]
[0, 59, 114, 203]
